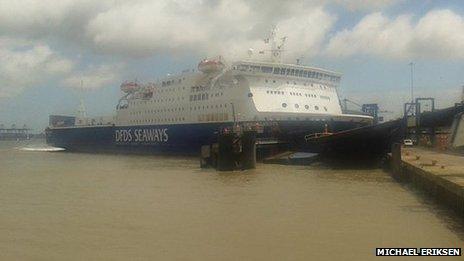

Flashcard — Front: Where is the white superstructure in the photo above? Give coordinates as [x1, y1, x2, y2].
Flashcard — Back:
[83, 29, 371, 128]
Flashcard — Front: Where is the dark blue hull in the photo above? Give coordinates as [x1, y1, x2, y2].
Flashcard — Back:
[46, 121, 366, 155]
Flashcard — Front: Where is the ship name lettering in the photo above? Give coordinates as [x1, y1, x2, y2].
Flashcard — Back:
[116, 128, 168, 143]
[115, 130, 132, 142]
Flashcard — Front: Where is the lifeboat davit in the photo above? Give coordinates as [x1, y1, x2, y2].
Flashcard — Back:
[198, 59, 224, 73]
[120, 81, 140, 94]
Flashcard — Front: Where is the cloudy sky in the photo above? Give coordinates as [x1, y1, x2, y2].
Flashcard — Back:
[1, 0, 463, 130]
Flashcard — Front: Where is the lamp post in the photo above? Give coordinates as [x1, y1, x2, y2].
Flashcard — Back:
[461, 85, 464, 104]
[409, 62, 414, 103]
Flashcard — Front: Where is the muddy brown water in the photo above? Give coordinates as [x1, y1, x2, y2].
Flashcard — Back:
[1, 140, 463, 260]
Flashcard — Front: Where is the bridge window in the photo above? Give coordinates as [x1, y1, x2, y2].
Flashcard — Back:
[238, 64, 249, 71]
[261, 66, 273, 73]
[273, 68, 280, 74]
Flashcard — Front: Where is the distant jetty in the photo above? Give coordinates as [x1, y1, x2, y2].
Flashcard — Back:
[0, 124, 32, 140]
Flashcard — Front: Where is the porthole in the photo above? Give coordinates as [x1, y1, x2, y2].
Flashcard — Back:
[282, 103, 287, 108]
[295, 104, 299, 109]
[305, 105, 309, 109]
[315, 106, 319, 110]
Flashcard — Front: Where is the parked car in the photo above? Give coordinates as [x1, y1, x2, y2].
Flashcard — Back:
[403, 139, 414, 146]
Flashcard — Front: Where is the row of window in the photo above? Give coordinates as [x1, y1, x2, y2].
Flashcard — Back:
[282, 103, 328, 111]
[189, 92, 224, 101]
[130, 107, 186, 115]
[161, 77, 186, 87]
[129, 97, 185, 106]
[130, 117, 186, 124]
[191, 85, 210, 92]
[267, 90, 284, 95]
[261, 116, 331, 121]
[235, 64, 341, 83]
[266, 90, 323, 99]
[129, 114, 338, 125]
[265, 79, 332, 89]
[156, 86, 185, 93]
[129, 103, 230, 116]
[190, 93, 209, 101]
[191, 104, 228, 110]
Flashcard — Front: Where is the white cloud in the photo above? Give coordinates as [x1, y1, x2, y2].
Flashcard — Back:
[0, 0, 337, 61]
[0, 0, 462, 99]
[86, 0, 210, 57]
[85, 0, 335, 60]
[332, 0, 402, 12]
[62, 64, 123, 90]
[0, 41, 73, 97]
[326, 12, 412, 58]
[326, 9, 464, 60]
[411, 10, 464, 59]
[0, 0, 111, 40]
[277, 7, 336, 61]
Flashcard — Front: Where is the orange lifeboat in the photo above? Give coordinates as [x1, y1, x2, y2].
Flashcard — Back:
[198, 58, 224, 73]
[120, 81, 140, 94]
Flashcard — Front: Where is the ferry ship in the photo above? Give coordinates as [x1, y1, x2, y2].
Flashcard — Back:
[46, 30, 373, 154]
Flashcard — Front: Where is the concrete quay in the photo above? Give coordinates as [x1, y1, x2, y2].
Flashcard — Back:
[390, 145, 464, 216]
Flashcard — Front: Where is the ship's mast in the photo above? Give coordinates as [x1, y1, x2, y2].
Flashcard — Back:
[265, 27, 286, 63]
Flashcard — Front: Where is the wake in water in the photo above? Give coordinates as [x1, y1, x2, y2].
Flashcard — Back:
[19, 146, 65, 152]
